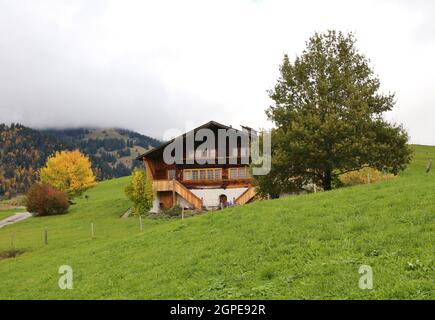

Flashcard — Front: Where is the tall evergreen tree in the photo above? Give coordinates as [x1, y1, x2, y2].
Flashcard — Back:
[263, 30, 412, 192]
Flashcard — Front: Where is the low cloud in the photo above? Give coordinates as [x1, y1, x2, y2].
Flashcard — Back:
[0, 0, 434, 144]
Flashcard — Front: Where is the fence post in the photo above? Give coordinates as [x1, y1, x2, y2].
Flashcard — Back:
[91, 223, 95, 239]
[44, 227, 48, 245]
[139, 215, 143, 231]
[426, 159, 432, 174]
[181, 207, 184, 219]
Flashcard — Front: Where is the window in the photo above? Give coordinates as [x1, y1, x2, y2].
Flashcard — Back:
[229, 168, 237, 179]
[200, 170, 206, 180]
[229, 167, 251, 179]
[207, 169, 214, 180]
[192, 170, 198, 180]
[239, 168, 247, 178]
[183, 168, 222, 181]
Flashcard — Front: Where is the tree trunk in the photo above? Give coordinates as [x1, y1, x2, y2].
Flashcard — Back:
[323, 170, 332, 191]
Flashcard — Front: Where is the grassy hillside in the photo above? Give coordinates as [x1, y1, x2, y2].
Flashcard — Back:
[0, 146, 433, 299]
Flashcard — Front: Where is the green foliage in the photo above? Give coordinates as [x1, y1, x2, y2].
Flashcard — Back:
[125, 168, 155, 215]
[161, 204, 183, 217]
[0, 146, 433, 299]
[26, 182, 69, 216]
[252, 130, 301, 198]
[264, 30, 412, 194]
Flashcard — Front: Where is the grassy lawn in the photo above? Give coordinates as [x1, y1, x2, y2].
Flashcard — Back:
[0, 208, 26, 221]
[0, 145, 433, 299]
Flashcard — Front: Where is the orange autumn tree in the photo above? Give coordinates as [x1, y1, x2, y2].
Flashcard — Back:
[40, 150, 96, 197]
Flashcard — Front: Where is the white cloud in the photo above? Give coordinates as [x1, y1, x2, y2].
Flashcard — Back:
[0, 0, 434, 144]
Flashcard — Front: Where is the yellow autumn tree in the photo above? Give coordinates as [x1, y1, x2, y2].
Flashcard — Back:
[40, 150, 96, 197]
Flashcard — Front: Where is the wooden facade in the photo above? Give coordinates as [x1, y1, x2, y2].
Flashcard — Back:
[137, 121, 257, 210]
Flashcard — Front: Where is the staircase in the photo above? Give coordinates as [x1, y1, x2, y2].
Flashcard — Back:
[153, 180, 202, 209]
[235, 187, 257, 205]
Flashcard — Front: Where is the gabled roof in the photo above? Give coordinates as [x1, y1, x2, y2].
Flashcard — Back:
[136, 120, 247, 161]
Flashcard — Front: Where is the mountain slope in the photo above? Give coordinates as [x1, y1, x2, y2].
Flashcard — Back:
[0, 124, 71, 197]
[0, 145, 433, 299]
[0, 124, 161, 198]
[42, 127, 161, 179]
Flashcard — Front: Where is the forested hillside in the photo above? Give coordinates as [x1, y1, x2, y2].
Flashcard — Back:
[0, 124, 161, 199]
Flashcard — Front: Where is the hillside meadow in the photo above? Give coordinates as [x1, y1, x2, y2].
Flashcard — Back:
[0, 145, 433, 299]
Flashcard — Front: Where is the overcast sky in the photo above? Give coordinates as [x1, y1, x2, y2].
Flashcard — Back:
[0, 0, 434, 144]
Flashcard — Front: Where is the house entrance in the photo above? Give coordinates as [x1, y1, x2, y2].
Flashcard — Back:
[219, 194, 228, 207]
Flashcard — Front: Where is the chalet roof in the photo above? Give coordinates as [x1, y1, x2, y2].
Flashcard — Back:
[136, 120, 247, 161]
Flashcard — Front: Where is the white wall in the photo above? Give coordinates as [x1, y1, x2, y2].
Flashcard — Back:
[191, 188, 248, 208]
[151, 195, 160, 213]
[151, 187, 248, 212]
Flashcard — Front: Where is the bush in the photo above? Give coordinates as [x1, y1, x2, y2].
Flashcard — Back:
[26, 183, 70, 216]
[162, 205, 183, 217]
[8, 195, 27, 207]
[340, 167, 396, 186]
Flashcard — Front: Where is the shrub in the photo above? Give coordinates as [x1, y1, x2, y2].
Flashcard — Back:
[340, 167, 396, 186]
[26, 183, 69, 216]
[162, 204, 183, 217]
[8, 195, 27, 207]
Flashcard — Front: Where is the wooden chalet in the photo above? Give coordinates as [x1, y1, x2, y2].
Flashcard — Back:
[136, 121, 257, 211]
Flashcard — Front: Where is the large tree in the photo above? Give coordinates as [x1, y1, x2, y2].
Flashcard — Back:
[263, 30, 412, 192]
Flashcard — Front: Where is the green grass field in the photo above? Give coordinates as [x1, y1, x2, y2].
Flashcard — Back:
[0, 208, 25, 221]
[0, 146, 433, 299]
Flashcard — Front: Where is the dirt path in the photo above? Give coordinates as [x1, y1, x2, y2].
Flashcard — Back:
[0, 212, 32, 229]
